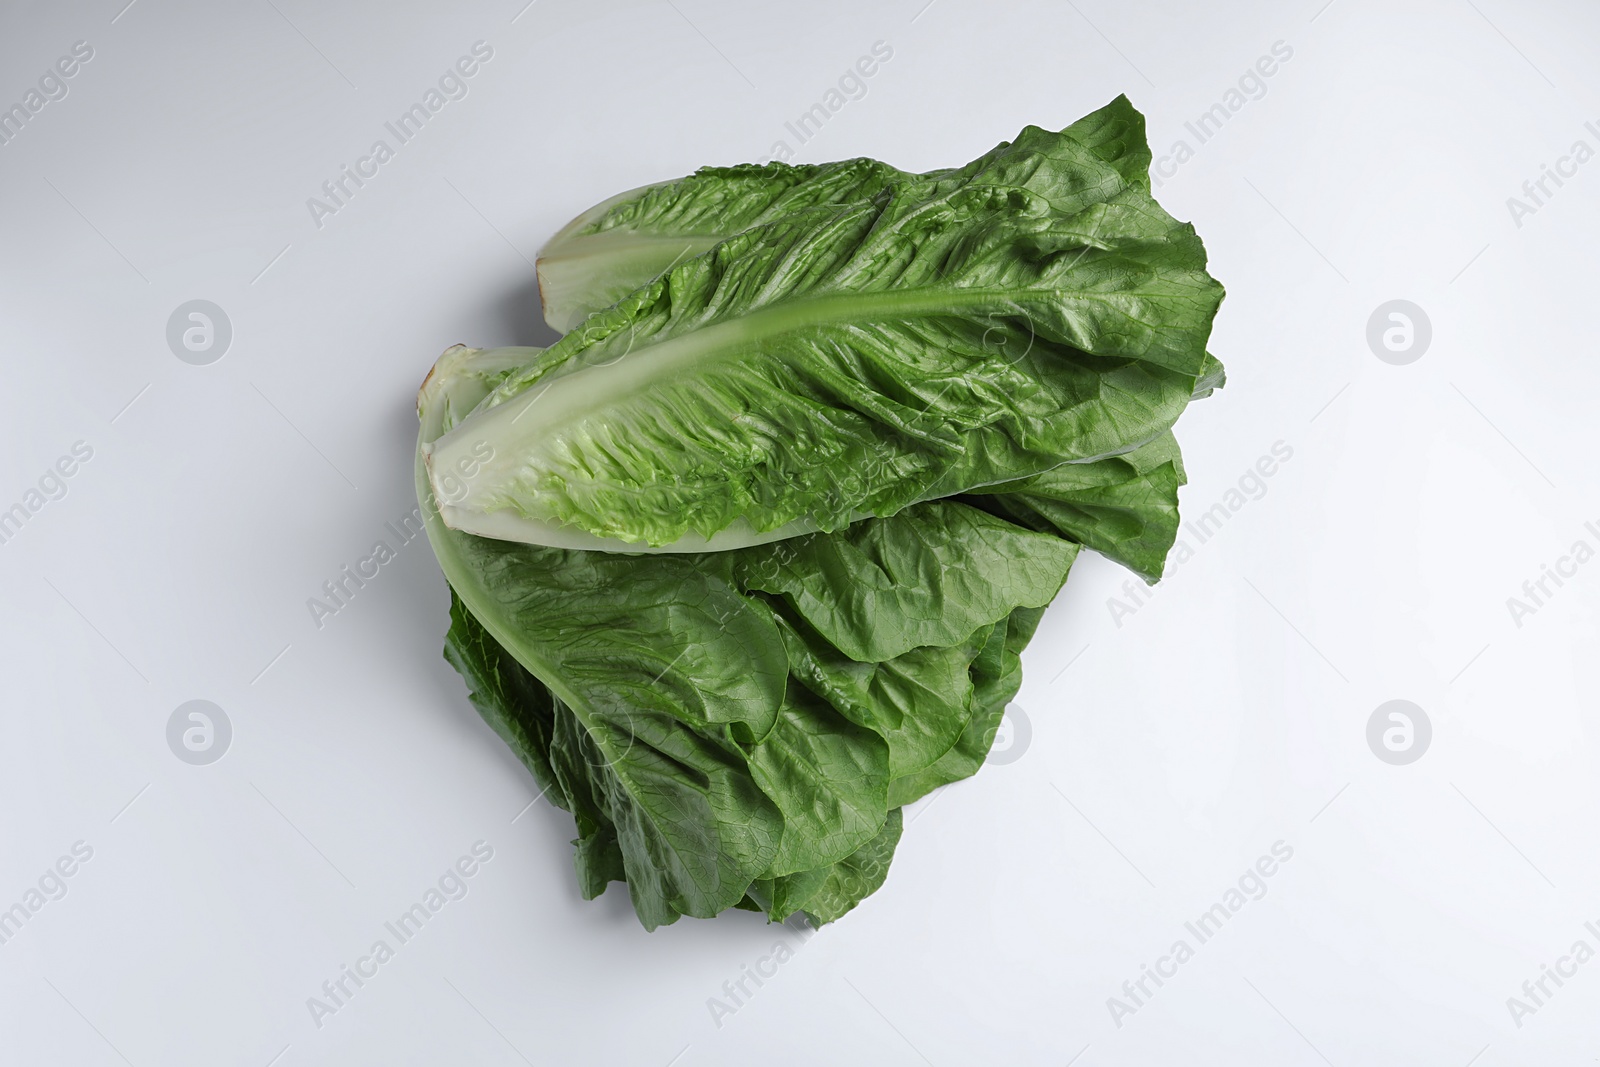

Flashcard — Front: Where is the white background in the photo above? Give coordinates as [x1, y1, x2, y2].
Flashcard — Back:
[2, 0, 1598, 1063]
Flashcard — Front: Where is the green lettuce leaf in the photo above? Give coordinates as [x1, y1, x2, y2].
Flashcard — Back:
[536, 95, 1157, 330]
[743, 685, 889, 877]
[746, 808, 905, 925]
[793, 807, 904, 925]
[425, 106, 1224, 551]
[776, 613, 986, 784]
[423, 346, 1084, 928]
[536, 160, 909, 333]
[736, 502, 1078, 661]
[964, 431, 1185, 583]
[448, 577, 914, 926]
[887, 604, 1047, 807]
[417, 96, 1228, 930]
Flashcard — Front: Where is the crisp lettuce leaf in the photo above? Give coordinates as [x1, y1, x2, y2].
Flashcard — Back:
[423, 347, 1083, 927]
[536, 95, 1156, 330]
[736, 502, 1078, 661]
[793, 807, 905, 925]
[887, 604, 1047, 807]
[443, 588, 566, 811]
[964, 432, 1185, 583]
[1193, 351, 1227, 398]
[537, 160, 911, 333]
[546, 688, 782, 929]
[426, 106, 1224, 551]
[445, 576, 914, 926]
[445, 594, 619, 900]
[419, 96, 1228, 930]
[746, 808, 905, 925]
[744, 685, 890, 878]
[776, 612, 986, 783]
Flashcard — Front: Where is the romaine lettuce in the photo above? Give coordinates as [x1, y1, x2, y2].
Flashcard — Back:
[423, 99, 1223, 552]
[420, 345, 1080, 927]
[415, 97, 1226, 928]
[536, 95, 1157, 331]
